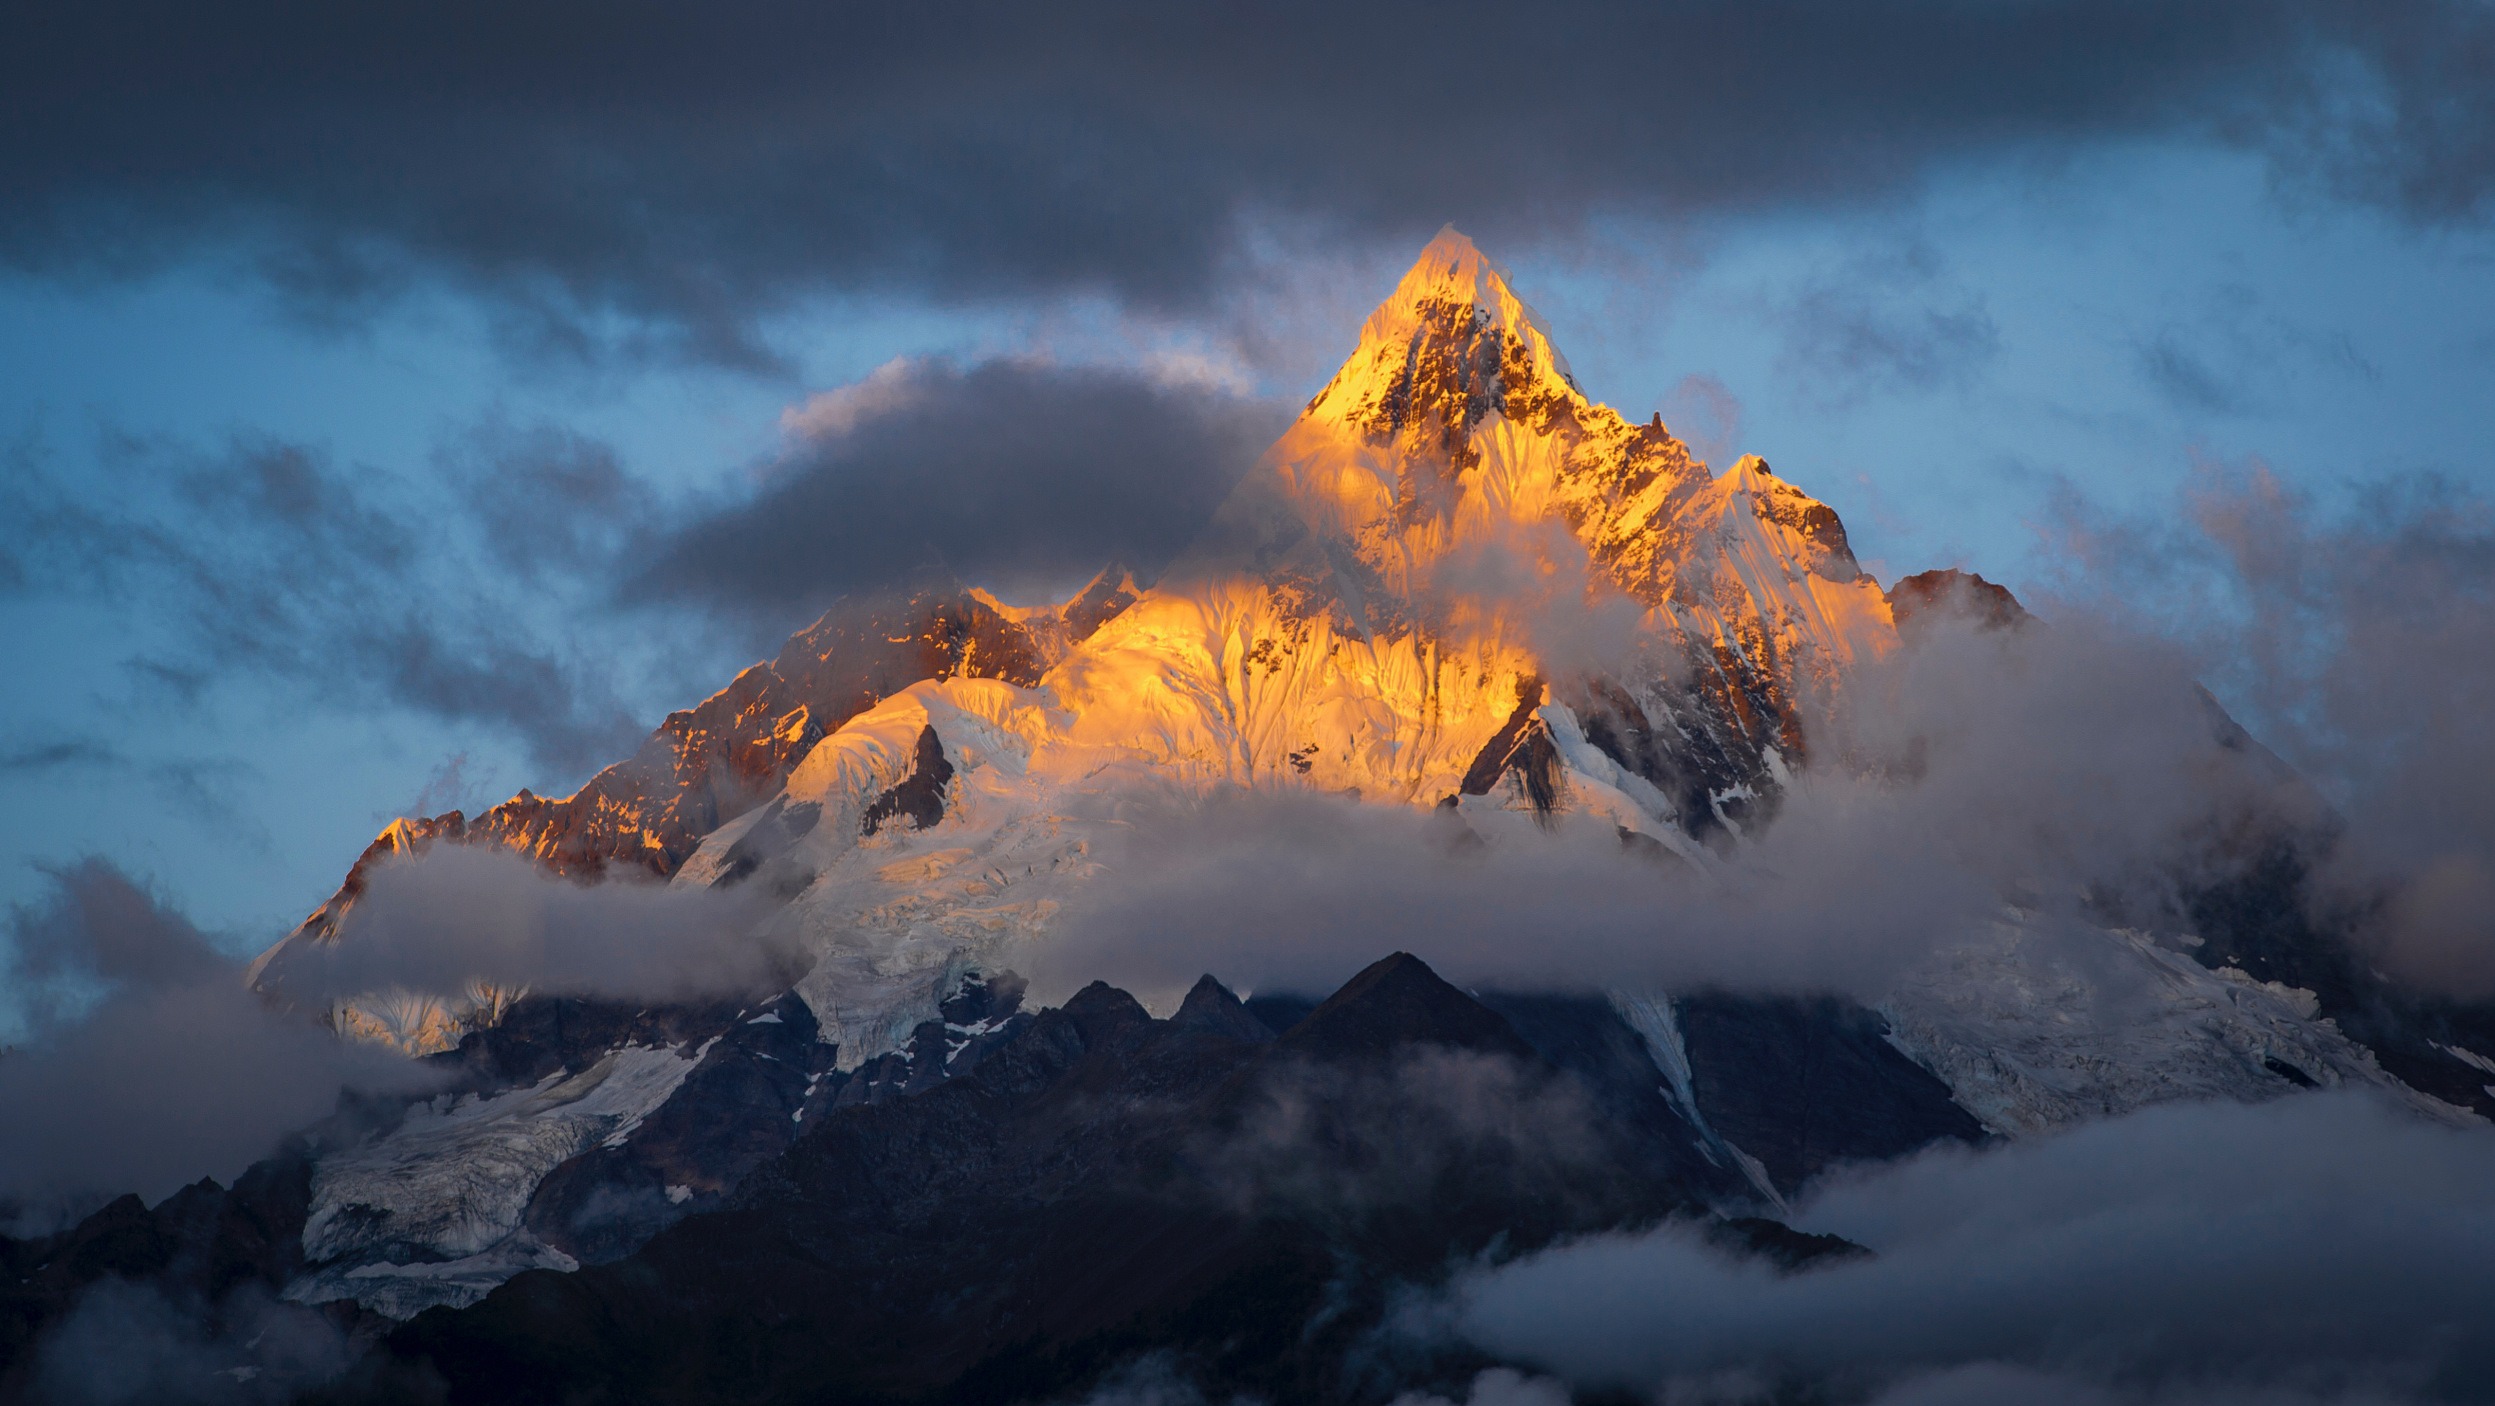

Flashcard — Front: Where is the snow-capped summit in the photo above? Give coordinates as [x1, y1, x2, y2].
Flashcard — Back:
[276, 232, 2458, 1112]
[233, 229, 2489, 1326]
[267, 230, 1905, 1043]
[1303, 225, 1579, 437]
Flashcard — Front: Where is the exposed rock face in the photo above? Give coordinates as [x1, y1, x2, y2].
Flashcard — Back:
[1668, 992, 1990, 1195]
[857, 725, 953, 837]
[1885, 567, 2030, 635]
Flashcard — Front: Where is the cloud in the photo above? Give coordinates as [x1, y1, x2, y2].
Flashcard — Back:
[2, 2, 2492, 360]
[2039, 462, 2495, 997]
[1776, 246, 2001, 403]
[0, 860, 430, 1222]
[257, 845, 797, 1008]
[0, 738, 123, 774]
[0, 738, 270, 846]
[1660, 374, 1744, 467]
[2299, 5, 2495, 225]
[1191, 1046, 1604, 1223]
[1033, 603, 2287, 1011]
[1390, 1369, 1571, 1406]
[1400, 521, 1654, 681]
[26, 1278, 356, 1406]
[1066, 1353, 1220, 1406]
[1440, 1092, 2495, 1403]
[778, 358, 926, 440]
[439, 420, 657, 586]
[2137, 331, 2252, 414]
[2131, 285, 2380, 416]
[0, 359, 1277, 805]
[390, 751, 489, 823]
[0, 427, 660, 781]
[637, 356, 1286, 613]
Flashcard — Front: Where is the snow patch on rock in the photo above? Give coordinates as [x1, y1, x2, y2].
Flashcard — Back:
[286, 1042, 702, 1316]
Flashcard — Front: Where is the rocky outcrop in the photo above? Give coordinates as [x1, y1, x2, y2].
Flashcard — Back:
[1885, 567, 2030, 635]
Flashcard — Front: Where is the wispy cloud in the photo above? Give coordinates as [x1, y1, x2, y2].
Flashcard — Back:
[0, 427, 662, 784]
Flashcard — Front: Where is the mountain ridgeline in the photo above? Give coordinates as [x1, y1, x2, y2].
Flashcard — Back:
[8, 230, 2489, 1405]
[265, 229, 1903, 1047]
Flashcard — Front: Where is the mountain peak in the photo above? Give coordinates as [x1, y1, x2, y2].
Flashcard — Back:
[1302, 227, 1578, 442]
[1388, 225, 1514, 313]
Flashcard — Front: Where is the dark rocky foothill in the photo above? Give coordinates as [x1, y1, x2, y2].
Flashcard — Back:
[1668, 993, 1991, 1196]
[242, 955, 1880, 1406]
[0, 1149, 345, 1401]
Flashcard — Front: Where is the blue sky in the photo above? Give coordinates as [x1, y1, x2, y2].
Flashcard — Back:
[5, 110, 2494, 949]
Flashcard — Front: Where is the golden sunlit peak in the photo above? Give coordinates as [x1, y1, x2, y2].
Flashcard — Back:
[1400, 224, 1498, 293]
[1301, 227, 1580, 436]
[1373, 224, 1550, 342]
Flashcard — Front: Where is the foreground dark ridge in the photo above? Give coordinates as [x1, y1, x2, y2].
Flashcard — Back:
[2, 955, 1970, 1404]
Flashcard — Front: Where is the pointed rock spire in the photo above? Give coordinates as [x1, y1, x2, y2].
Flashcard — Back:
[1303, 225, 1579, 437]
[1277, 952, 1535, 1061]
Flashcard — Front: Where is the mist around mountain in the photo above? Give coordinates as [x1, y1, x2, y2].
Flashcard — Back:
[5, 233, 2495, 1405]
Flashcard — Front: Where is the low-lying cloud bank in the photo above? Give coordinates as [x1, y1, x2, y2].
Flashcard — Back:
[1439, 1091, 2495, 1404]
[279, 844, 795, 1005]
[1034, 604, 2296, 1010]
[0, 846, 807, 1221]
[1038, 462, 2495, 1022]
[0, 861, 431, 1226]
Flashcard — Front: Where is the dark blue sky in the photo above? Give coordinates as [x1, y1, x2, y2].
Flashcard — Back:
[5, 2, 2495, 945]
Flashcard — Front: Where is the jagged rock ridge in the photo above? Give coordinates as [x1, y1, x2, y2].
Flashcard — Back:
[285, 578, 1127, 945]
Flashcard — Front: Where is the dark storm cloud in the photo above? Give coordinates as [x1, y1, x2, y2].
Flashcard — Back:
[0, 429, 652, 780]
[636, 357, 1286, 614]
[0, 860, 431, 1223]
[1435, 1093, 2495, 1403]
[3, 1, 2492, 360]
